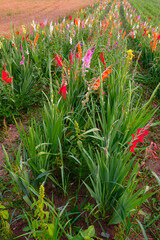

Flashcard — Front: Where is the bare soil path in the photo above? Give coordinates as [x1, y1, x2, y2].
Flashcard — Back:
[0, 0, 96, 36]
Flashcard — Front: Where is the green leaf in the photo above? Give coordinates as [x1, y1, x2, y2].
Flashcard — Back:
[80, 225, 95, 239]
[136, 219, 148, 240]
[23, 195, 33, 207]
[1, 210, 9, 220]
[23, 226, 31, 232]
[152, 171, 160, 186]
[77, 140, 83, 149]
[2, 145, 11, 169]
[0, 204, 6, 209]
[72, 235, 83, 240]
[48, 223, 54, 237]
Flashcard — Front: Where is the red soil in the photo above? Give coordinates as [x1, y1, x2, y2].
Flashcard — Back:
[0, 0, 96, 36]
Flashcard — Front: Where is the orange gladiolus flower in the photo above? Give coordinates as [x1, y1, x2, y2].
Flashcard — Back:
[102, 67, 112, 80]
[77, 43, 82, 59]
[93, 78, 101, 90]
[122, 30, 126, 39]
[34, 33, 39, 46]
[75, 19, 79, 26]
[55, 25, 59, 32]
[152, 41, 157, 52]
[119, 22, 122, 28]
[92, 67, 112, 90]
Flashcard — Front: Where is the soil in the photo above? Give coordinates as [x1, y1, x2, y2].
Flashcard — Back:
[0, 0, 96, 37]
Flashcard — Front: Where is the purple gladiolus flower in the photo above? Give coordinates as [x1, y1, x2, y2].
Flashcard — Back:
[20, 45, 22, 52]
[92, 47, 95, 52]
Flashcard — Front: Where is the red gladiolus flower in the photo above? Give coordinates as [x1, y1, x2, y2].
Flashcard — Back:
[69, 15, 72, 21]
[58, 85, 67, 100]
[40, 22, 44, 28]
[2, 70, 8, 80]
[143, 28, 147, 37]
[157, 34, 160, 41]
[100, 52, 106, 68]
[2, 70, 13, 84]
[55, 52, 63, 67]
[128, 126, 149, 153]
[149, 17, 151, 20]
[69, 52, 74, 64]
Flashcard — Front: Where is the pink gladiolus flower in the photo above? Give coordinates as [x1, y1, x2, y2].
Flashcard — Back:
[20, 61, 24, 65]
[82, 48, 93, 69]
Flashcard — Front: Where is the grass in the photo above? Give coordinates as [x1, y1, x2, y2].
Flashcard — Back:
[129, 0, 160, 25]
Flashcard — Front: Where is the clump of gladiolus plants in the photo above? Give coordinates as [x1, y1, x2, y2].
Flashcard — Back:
[0, 0, 159, 239]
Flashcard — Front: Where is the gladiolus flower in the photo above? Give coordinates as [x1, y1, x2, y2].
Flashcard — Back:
[102, 67, 112, 80]
[58, 85, 67, 100]
[22, 25, 26, 34]
[82, 48, 93, 69]
[122, 30, 126, 39]
[2, 70, 13, 84]
[20, 61, 24, 65]
[92, 67, 112, 90]
[126, 49, 134, 63]
[128, 126, 149, 153]
[77, 43, 82, 60]
[34, 33, 39, 46]
[69, 52, 74, 64]
[55, 52, 63, 67]
[40, 22, 44, 28]
[100, 51, 106, 68]
[143, 28, 147, 37]
[2, 70, 8, 80]
[69, 15, 72, 21]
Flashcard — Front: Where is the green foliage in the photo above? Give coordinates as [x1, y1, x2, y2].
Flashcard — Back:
[67, 225, 96, 240]
[0, 202, 13, 239]
[15, 100, 64, 179]
[20, 185, 70, 240]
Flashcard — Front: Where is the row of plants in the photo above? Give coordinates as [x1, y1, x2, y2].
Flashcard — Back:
[0, 0, 159, 239]
[121, 0, 160, 97]
[0, 0, 111, 123]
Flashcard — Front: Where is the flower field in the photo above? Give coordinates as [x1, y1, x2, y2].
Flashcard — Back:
[0, 0, 160, 239]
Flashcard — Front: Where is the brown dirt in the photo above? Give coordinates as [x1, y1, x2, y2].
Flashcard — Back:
[0, 0, 96, 36]
[0, 121, 27, 176]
